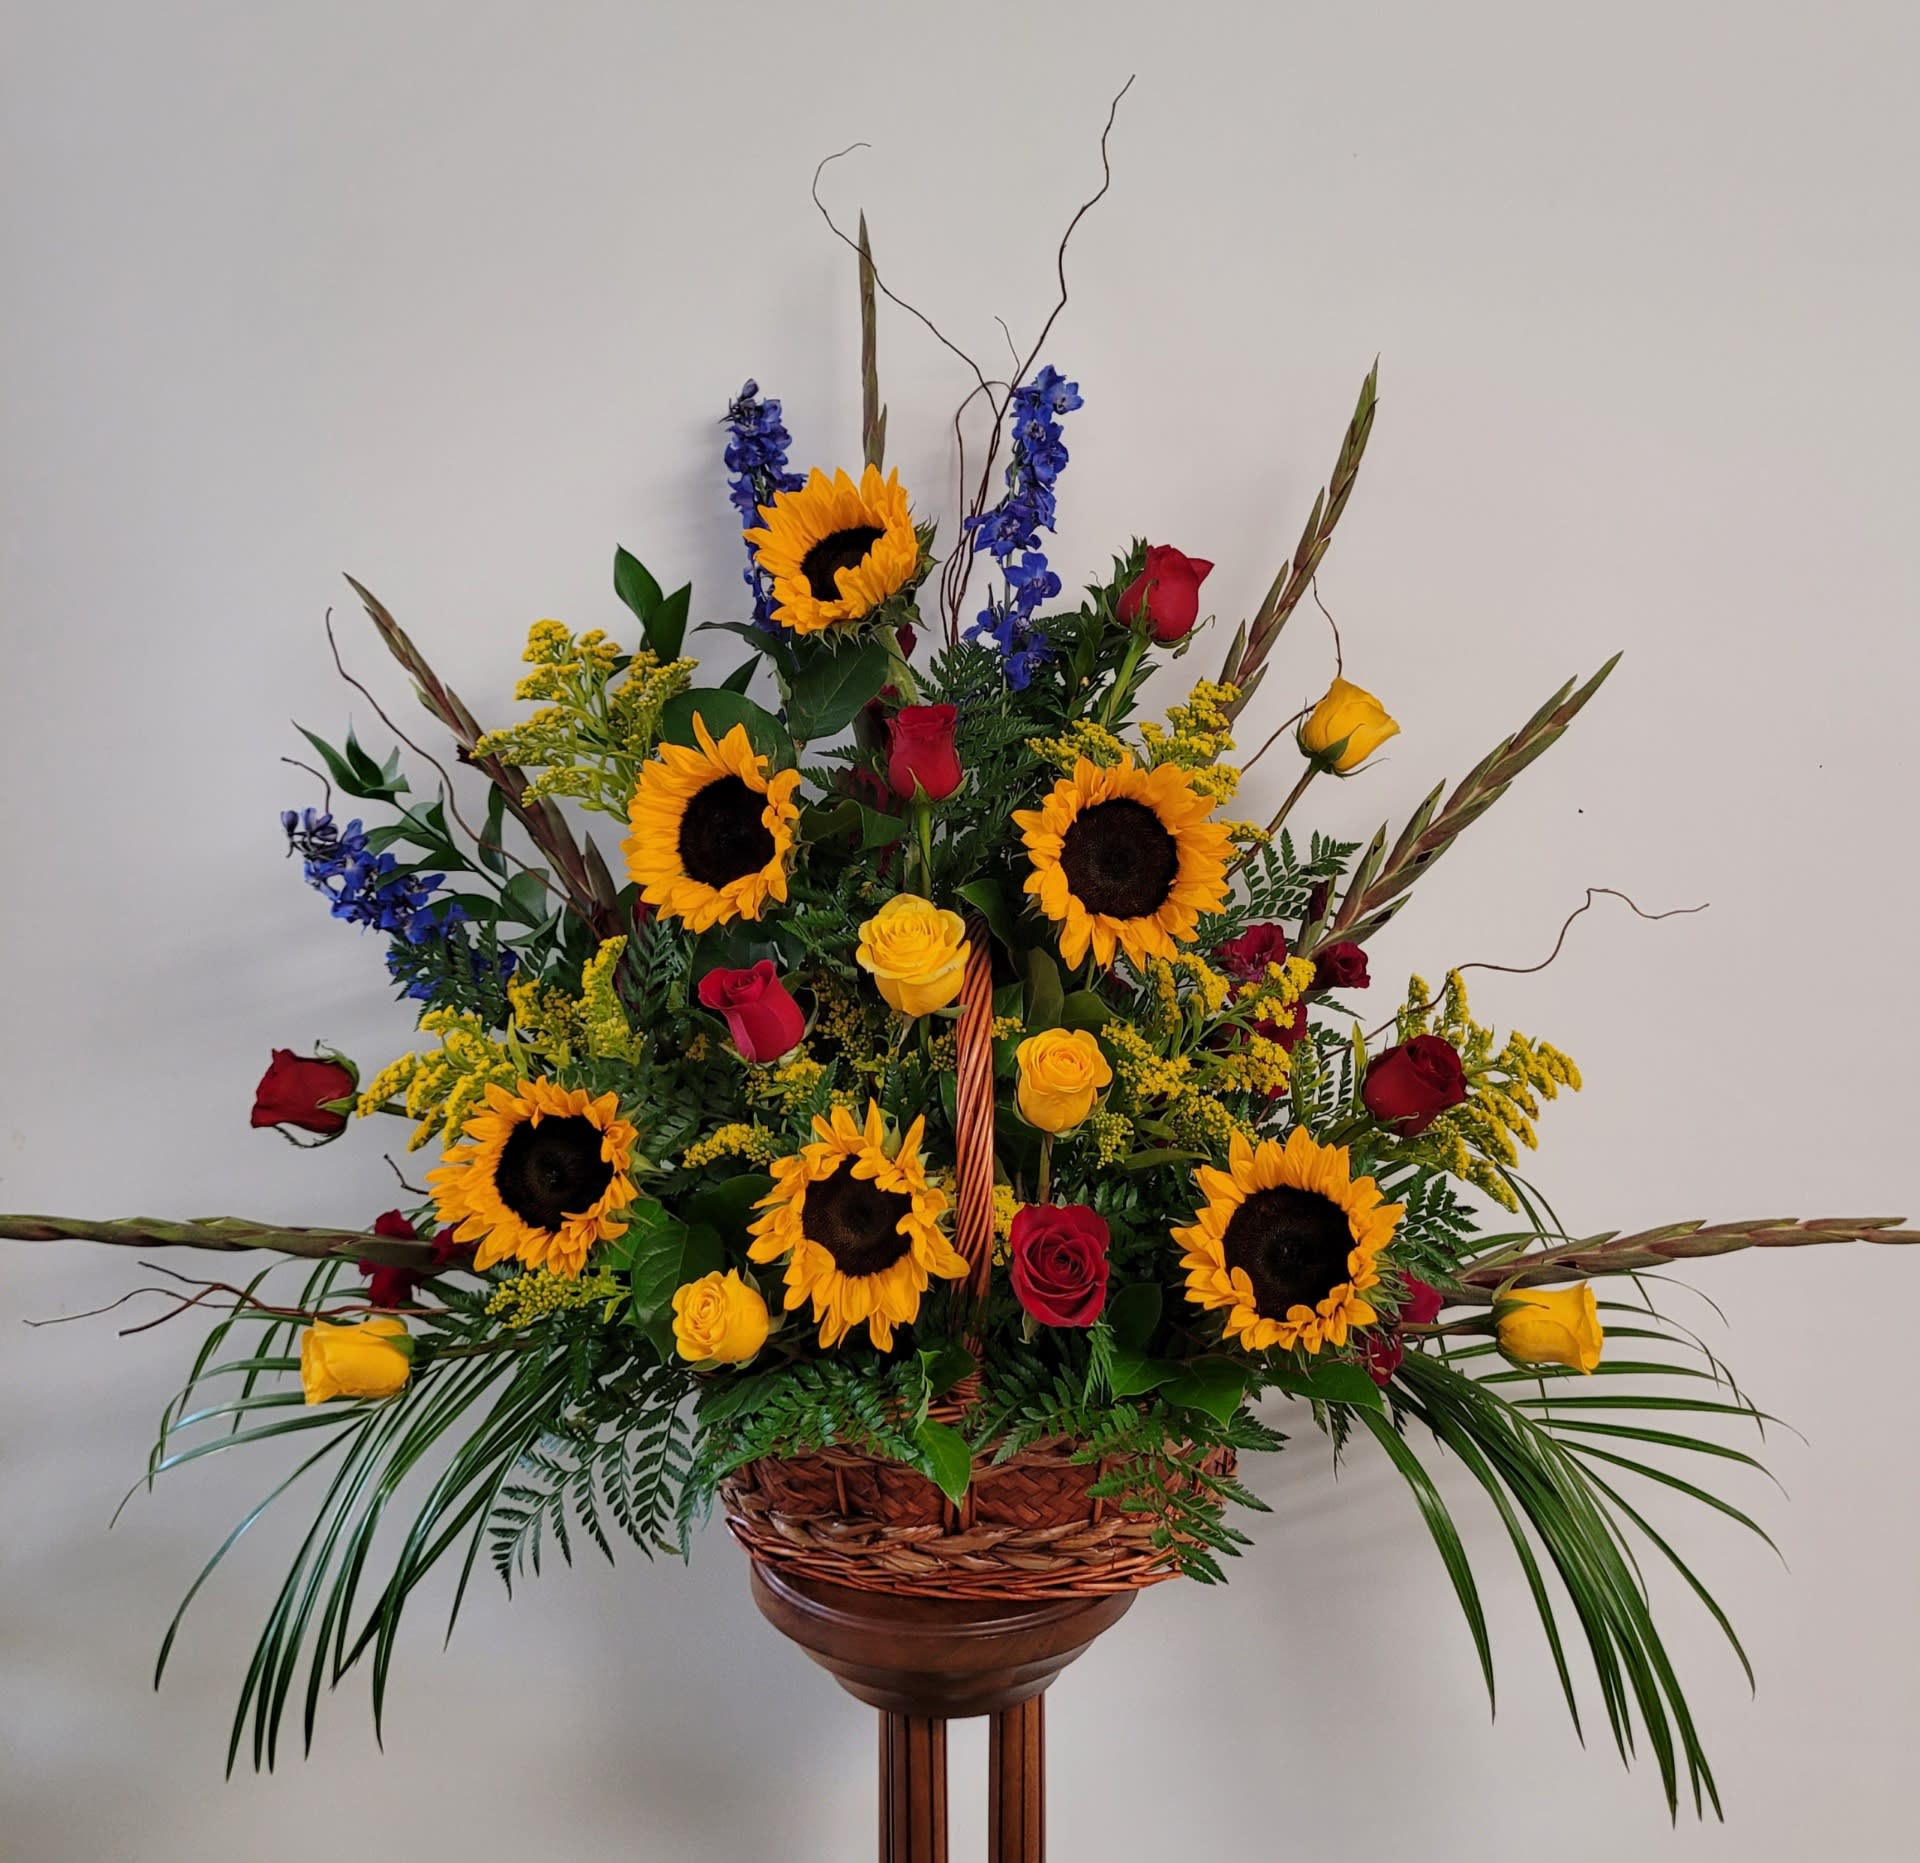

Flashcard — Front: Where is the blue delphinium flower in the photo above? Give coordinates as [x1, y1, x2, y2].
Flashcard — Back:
[282, 808, 513, 1005]
[964, 364, 1083, 689]
[723, 381, 805, 628]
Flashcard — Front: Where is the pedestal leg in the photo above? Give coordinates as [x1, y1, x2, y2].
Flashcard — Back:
[880, 1711, 948, 1863]
[988, 1693, 1045, 1861]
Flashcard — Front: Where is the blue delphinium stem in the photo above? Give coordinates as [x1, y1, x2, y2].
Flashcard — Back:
[723, 381, 805, 629]
[964, 364, 1082, 689]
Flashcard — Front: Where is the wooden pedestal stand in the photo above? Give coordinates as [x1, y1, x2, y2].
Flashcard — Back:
[751, 1562, 1134, 1861]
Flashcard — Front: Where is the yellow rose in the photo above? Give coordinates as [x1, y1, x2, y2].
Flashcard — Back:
[1015, 1028, 1114, 1134]
[299, 1316, 412, 1405]
[1298, 676, 1399, 773]
[1496, 1283, 1604, 1373]
[855, 894, 970, 1017]
[671, 1269, 771, 1365]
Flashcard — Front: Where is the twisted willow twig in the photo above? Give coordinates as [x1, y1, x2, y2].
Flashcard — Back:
[1454, 1217, 1920, 1295]
[0, 1214, 437, 1268]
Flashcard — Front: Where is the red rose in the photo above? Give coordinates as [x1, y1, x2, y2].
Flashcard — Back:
[697, 961, 806, 1063]
[1008, 1203, 1111, 1328]
[886, 704, 963, 802]
[1311, 941, 1370, 992]
[1117, 545, 1214, 644]
[1255, 1004, 1308, 1055]
[251, 1049, 355, 1136]
[1362, 1035, 1468, 1136]
[1215, 922, 1289, 983]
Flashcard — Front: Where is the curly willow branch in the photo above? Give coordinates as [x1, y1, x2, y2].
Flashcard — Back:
[0, 1213, 437, 1269]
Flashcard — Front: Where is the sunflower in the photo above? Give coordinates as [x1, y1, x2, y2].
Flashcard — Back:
[747, 1101, 967, 1350]
[1173, 1127, 1403, 1353]
[742, 465, 921, 635]
[623, 714, 801, 930]
[427, 1079, 639, 1279]
[1013, 757, 1232, 969]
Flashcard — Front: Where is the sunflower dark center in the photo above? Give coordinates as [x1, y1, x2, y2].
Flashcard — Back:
[495, 1115, 614, 1233]
[677, 775, 775, 887]
[803, 1165, 914, 1278]
[1059, 798, 1180, 920]
[1221, 1186, 1356, 1318]
[801, 525, 884, 601]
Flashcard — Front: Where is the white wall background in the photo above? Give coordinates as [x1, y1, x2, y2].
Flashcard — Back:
[4, 2, 1917, 1857]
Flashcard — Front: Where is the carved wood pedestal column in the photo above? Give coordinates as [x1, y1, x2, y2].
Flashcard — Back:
[750, 1563, 1133, 1862]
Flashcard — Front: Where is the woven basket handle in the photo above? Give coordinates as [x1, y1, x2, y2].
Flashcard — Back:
[951, 911, 997, 1321]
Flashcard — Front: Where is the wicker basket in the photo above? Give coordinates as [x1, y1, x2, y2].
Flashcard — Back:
[721, 914, 1233, 1599]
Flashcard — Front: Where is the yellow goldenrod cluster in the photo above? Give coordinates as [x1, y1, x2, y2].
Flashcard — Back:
[485, 1265, 623, 1327]
[812, 977, 893, 1078]
[505, 938, 640, 1069]
[748, 1053, 831, 1114]
[357, 1006, 518, 1151]
[991, 1183, 1022, 1251]
[681, 1123, 781, 1169]
[1103, 1021, 1260, 1152]
[1139, 680, 1241, 803]
[1026, 718, 1130, 771]
[1084, 1109, 1133, 1165]
[471, 619, 694, 814]
[1210, 1029, 1293, 1099]
[1393, 970, 1584, 1210]
[1237, 954, 1317, 1024]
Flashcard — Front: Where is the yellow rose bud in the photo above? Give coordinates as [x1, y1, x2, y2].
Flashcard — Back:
[1298, 676, 1400, 773]
[1496, 1283, 1604, 1373]
[299, 1316, 413, 1405]
[671, 1268, 771, 1365]
[1014, 1028, 1114, 1134]
[855, 894, 971, 1017]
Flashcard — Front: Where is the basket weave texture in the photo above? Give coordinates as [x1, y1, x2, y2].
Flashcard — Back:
[721, 914, 1233, 1599]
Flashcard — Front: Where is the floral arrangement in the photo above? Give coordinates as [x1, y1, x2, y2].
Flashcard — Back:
[9, 171, 1914, 1823]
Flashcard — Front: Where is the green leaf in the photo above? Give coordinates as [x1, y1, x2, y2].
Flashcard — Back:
[957, 878, 1017, 951]
[918, 1343, 978, 1402]
[719, 658, 757, 695]
[1359, 1408, 1496, 1710]
[1264, 1360, 1387, 1411]
[801, 797, 907, 850]
[1106, 1282, 1162, 1353]
[476, 783, 510, 877]
[1106, 1346, 1180, 1398]
[1161, 1358, 1248, 1425]
[914, 1419, 973, 1505]
[613, 548, 690, 661]
[681, 1174, 773, 1254]
[1059, 991, 1110, 1032]
[784, 636, 891, 742]
[1025, 947, 1064, 1033]
[606, 1200, 687, 1312]
[659, 689, 791, 766]
[497, 868, 553, 926]
[1118, 1146, 1203, 1173]
[295, 725, 407, 803]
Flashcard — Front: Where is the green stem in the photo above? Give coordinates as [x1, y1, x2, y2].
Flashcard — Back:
[1101, 629, 1149, 729]
[1266, 761, 1320, 836]
[884, 633, 922, 704]
[1037, 1135, 1054, 1207]
[914, 801, 935, 895]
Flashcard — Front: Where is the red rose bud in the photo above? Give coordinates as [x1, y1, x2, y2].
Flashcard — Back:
[895, 623, 918, 660]
[1311, 941, 1370, 992]
[1117, 545, 1214, 644]
[251, 1049, 355, 1137]
[886, 704, 963, 802]
[1215, 921, 1289, 983]
[697, 961, 806, 1063]
[1304, 879, 1333, 926]
[1008, 1202, 1111, 1329]
[1256, 1003, 1308, 1054]
[359, 1211, 422, 1308]
[1362, 1035, 1468, 1137]
[1364, 1329, 1406, 1386]
[1400, 1274, 1445, 1326]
